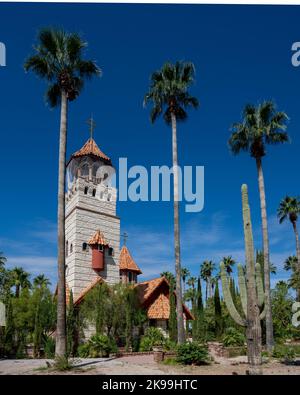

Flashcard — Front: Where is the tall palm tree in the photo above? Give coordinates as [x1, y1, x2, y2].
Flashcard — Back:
[186, 276, 197, 290]
[144, 61, 198, 344]
[0, 252, 6, 269]
[200, 260, 215, 301]
[160, 271, 176, 286]
[181, 267, 191, 295]
[24, 28, 101, 356]
[11, 267, 31, 298]
[284, 255, 300, 301]
[278, 196, 300, 300]
[229, 101, 289, 351]
[284, 255, 298, 271]
[33, 274, 51, 289]
[222, 256, 235, 275]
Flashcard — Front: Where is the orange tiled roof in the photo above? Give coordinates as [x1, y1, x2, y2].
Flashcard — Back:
[136, 277, 194, 320]
[148, 293, 170, 319]
[136, 277, 165, 303]
[119, 246, 142, 274]
[88, 230, 109, 246]
[71, 138, 111, 163]
[74, 276, 104, 306]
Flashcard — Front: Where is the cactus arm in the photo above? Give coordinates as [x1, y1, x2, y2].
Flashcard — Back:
[237, 263, 247, 317]
[255, 263, 265, 308]
[220, 262, 246, 327]
[259, 305, 266, 321]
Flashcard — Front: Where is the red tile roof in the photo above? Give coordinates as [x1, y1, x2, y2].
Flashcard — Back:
[147, 293, 170, 319]
[135, 277, 194, 320]
[88, 230, 109, 246]
[74, 276, 104, 306]
[70, 138, 111, 164]
[119, 246, 142, 274]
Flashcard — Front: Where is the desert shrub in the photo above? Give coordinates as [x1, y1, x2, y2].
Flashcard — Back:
[88, 334, 117, 357]
[139, 336, 153, 352]
[176, 342, 210, 365]
[44, 336, 55, 358]
[78, 335, 117, 358]
[54, 355, 73, 371]
[163, 339, 177, 352]
[139, 327, 164, 351]
[77, 342, 90, 358]
[222, 327, 246, 347]
[272, 344, 297, 363]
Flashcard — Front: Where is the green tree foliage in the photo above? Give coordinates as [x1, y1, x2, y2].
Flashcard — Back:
[272, 281, 300, 340]
[169, 281, 177, 342]
[214, 282, 223, 338]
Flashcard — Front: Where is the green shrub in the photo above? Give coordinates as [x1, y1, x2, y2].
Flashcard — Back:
[139, 327, 164, 351]
[176, 342, 210, 365]
[272, 345, 296, 363]
[54, 355, 73, 371]
[222, 327, 246, 347]
[78, 335, 117, 358]
[88, 334, 117, 357]
[163, 339, 177, 352]
[139, 336, 153, 352]
[44, 336, 55, 358]
[77, 343, 90, 358]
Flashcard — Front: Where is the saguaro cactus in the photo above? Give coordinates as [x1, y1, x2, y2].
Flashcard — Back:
[220, 184, 264, 375]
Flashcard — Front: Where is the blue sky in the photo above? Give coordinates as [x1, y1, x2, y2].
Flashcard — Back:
[0, 3, 299, 290]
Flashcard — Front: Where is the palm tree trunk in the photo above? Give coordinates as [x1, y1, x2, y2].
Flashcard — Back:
[15, 284, 20, 298]
[292, 221, 300, 302]
[171, 112, 185, 344]
[256, 157, 274, 352]
[55, 90, 68, 357]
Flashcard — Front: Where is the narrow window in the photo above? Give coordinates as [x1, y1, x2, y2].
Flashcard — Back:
[82, 242, 88, 251]
[108, 247, 113, 256]
[98, 244, 103, 252]
[128, 271, 132, 283]
[70, 244, 73, 254]
[84, 186, 88, 195]
[92, 189, 96, 197]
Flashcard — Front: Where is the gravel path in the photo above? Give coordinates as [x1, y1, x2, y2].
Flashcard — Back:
[1, 355, 300, 375]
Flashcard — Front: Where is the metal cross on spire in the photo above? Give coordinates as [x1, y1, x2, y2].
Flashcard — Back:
[87, 115, 96, 140]
[122, 232, 128, 246]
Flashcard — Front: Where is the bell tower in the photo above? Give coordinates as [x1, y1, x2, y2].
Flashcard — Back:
[65, 119, 120, 299]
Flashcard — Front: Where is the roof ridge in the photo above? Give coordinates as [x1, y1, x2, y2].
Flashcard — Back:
[70, 137, 111, 163]
[119, 245, 142, 274]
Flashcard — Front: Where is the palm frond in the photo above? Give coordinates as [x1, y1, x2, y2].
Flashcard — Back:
[45, 83, 61, 107]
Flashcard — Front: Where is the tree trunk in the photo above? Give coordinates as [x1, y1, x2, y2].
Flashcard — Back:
[292, 221, 300, 302]
[242, 184, 262, 375]
[55, 90, 68, 357]
[171, 112, 185, 344]
[256, 157, 274, 352]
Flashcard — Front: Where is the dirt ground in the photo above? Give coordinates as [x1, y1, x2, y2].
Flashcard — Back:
[1, 354, 300, 375]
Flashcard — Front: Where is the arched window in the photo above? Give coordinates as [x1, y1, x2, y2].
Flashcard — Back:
[98, 244, 104, 252]
[108, 247, 114, 256]
[84, 186, 88, 195]
[107, 194, 111, 202]
[128, 271, 132, 283]
[92, 189, 96, 197]
[70, 244, 73, 254]
[82, 242, 88, 251]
